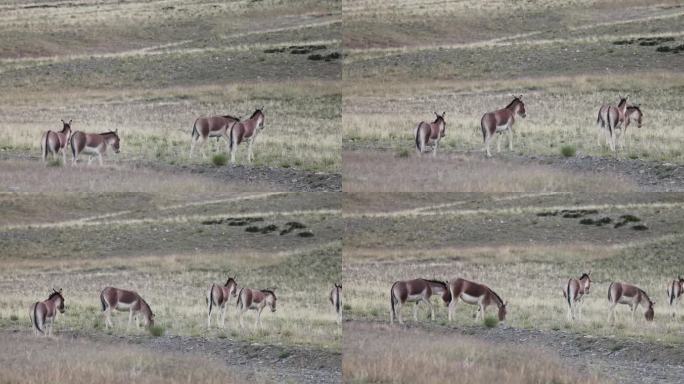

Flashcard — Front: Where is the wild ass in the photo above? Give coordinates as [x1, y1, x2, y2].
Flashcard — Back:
[562, 272, 592, 320]
[607, 281, 654, 322]
[390, 279, 451, 324]
[189, 114, 240, 158]
[666, 276, 684, 318]
[70, 130, 120, 166]
[481, 95, 526, 157]
[29, 288, 65, 336]
[236, 287, 276, 329]
[415, 112, 446, 156]
[448, 278, 507, 322]
[596, 96, 629, 152]
[41, 120, 72, 163]
[597, 99, 641, 150]
[330, 283, 342, 324]
[100, 287, 155, 330]
[206, 276, 238, 328]
[229, 107, 265, 164]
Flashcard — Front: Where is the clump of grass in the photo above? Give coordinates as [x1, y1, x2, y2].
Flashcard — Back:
[211, 153, 228, 166]
[483, 315, 499, 328]
[47, 159, 62, 167]
[149, 325, 165, 337]
[560, 145, 576, 157]
[343, 304, 352, 311]
[278, 350, 291, 359]
[396, 148, 410, 158]
[10, 314, 18, 321]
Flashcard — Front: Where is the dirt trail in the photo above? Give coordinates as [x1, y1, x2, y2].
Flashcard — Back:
[350, 319, 684, 384]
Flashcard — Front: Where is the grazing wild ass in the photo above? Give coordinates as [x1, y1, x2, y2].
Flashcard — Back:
[415, 112, 446, 156]
[330, 283, 342, 324]
[206, 276, 238, 328]
[607, 281, 654, 322]
[236, 287, 276, 329]
[100, 287, 155, 330]
[70, 130, 120, 166]
[390, 279, 451, 324]
[189, 114, 240, 158]
[666, 276, 684, 318]
[448, 278, 507, 322]
[229, 107, 265, 164]
[41, 120, 72, 163]
[563, 272, 592, 321]
[481, 95, 526, 157]
[30, 288, 65, 336]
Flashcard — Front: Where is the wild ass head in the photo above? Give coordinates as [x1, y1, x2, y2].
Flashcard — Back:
[225, 276, 238, 297]
[617, 95, 629, 110]
[507, 95, 526, 118]
[580, 271, 592, 294]
[498, 301, 508, 321]
[49, 288, 65, 314]
[105, 129, 121, 153]
[434, 112, 446, 138]
[628, 105, 642, 128]
[251, 107, 265, 130]
[645, 298, 655, 321]
[262, 289, 277, 312]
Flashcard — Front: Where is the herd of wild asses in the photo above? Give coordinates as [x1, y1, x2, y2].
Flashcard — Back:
[390, 274, 683, 325]
[29, 281, 343, 336]
[40, 108, 266, 166]
[415, 95, 642, 157]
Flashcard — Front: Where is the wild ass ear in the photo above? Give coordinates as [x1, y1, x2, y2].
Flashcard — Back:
[518, 94, 523, 99]
[68, 119, 72, 125]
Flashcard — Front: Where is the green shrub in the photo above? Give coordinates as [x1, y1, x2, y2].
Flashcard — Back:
[396, 148, 410, 158]
[149, 325, 165, 337]
[211, 153, 228, 166]
[483, 315, 498, 328]
[560, 145, 576, 157]
[47, 159, 62, 167]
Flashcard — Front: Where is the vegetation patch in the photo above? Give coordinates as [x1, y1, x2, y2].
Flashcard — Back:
[308, 52, 341, 61]
[279, 221, 307, 235]
[201, 217, 264, 226]
[298, 231, 315, 238]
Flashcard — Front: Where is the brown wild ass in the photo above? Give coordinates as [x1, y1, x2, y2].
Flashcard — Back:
[666, 276, 684, 318]
[562, 272, 592, 321]
[236, 287, 276, 329]
[607, 281, 654, 322]
[189, 114, 240, 158]
[100, 287, 155, 330]
[206, 276, 238, 328]
[600, 96, 629, 152]
[229, 107, 265, 164]
[70, 130, 120, 166]
[448, 278, 507, 322]
[41, 120, 72, 163]
[29, 288, 65, 336]
[330, 283, 342, 324]
[390, 279, 451, 324]
[597, 98, 640, 150]
[415, 112, 446, 156]
[481, 95, 526, 157]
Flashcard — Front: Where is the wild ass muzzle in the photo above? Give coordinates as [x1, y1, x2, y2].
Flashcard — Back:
[100, 287, 155, 330]
[41, 120, 72, 163]
[390, 279, 451, 324]
[481, 95, 526, 157]
[229, 107, 265, 164]
[70, 130, 120, 166]
[415, 112, 446, 156]
[448, 278, 507, 322]
[236, 287, 276, 329]
[330, 283, 342, 324]
[607, 281, 654, 323]
[562, 272, 591, 321]
[666, 276, 684, 318]
[29, 288, 65, 336]
[189, 114, 240, 158]
[206, 276, 238, 328]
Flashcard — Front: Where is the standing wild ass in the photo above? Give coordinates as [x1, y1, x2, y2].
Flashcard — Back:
[70, 130, 120, 166]
[390, 278, 451, 324]
[562, 272, 592, 321]
[330, 283, 342, 324]
[236, 287, 276, 329]
[596, 96, 629, 152]
[100, 287, 155, 330]
[666, 276, 684, 318]
[30, 288, 65, 336]
[481, 95, 526, 157]
[597, 98, 641, 150]
[415, 112, 446, 156]
[448, 278, 507, 322]
[206, 276, 238, 328]
[607, 281, 654, 322]
[41, 120, 72, 163]
[189, 114, 240, 158]
[229, 107, 265, 164]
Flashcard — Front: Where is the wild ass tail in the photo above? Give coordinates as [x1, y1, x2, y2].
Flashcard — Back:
[336, 287, 341, 313]
[32, 302, 43, 334]
[43, 131, 50, 160]
[607, 282, 615, 302]
[100, 291, 107, 312]
[191, 119, 199, 139]
[236, 288, 244, 309]
[390, 282, 397, 321]
[70, 132, 77, 159]
[566, 280, 572, 309]
[414, 124, 421, 151]
[480, 119, 487, 143]
[209, 284, 215, 313]
[671, 280, 676, 306]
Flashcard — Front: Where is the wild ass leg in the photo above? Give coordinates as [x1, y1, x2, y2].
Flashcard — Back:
[247, 137, 255, 163]
[432, 138, 439, 157]
[608, 302, 617, 323]
[508, 127, 514, 151]
[496, 132, 502, 153]
[448, 297, 459, 322]
[255, 307, 264, 329]
[98, 152, 104, 166]
[413, 302, 419, 322]
[220, 305, 227, 328]
[127, 308, 134, 331]
[207, 300, 213, 328]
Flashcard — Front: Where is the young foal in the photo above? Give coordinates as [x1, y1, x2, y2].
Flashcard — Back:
[607, 281, 654, 323]
[330, 283, 342, 324]
[30, 289, 65, 336]
[236, 287, 276, 329]
[390, 278, 451, 324]
[70, 130, 120, 166]
[229, 108, 265, 164]
[415, 112, 446, 156]
[562, 272, 592, 321]
[666, 276, 684, 318]
[448, 278, 507, 322]
[206, 276, 238, 328]
[189, 114, 240, 158]
[481, 95, 526, 157]
[100, 287, 155, 330]
[41, 120, 72, 163]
